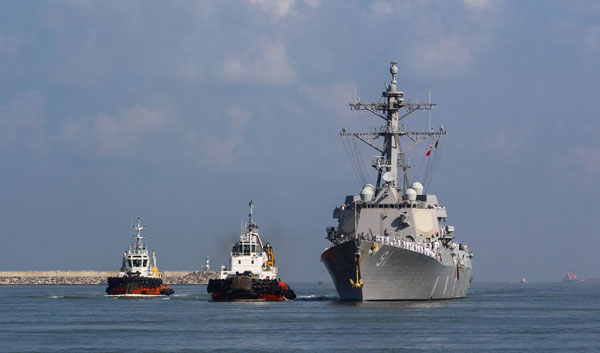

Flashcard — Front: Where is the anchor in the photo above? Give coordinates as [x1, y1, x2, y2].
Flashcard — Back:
[349, 253, 363, 288]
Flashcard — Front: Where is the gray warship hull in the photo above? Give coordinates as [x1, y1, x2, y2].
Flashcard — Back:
[322, 240, 471, 301]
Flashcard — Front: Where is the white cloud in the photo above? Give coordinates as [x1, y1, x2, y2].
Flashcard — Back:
[411, 37, 473, 77]
[584, 25, 600, 56]
[488, 127, 515, 156]
[365, 1, 502, 78]
[568, 24, 600, 69]
[0, 92, 45, 134]
[300, 81, 357, 118]
[62, 105, 179, 156]
[484, 125, 535, 159]
[183, 107, 252, 169]
[462, 0, 498, 12]
[303, 0, 320, 9]
[571, 144, 600, 177]
[170, 56, 204, 81]
[221, 41, 296, 85]
[0, 92, 47, 151]
[248, 0, 295, 18]
[368, 0, 418, 17]
[369, 1, 393, 16]
[40, 2, 216, 86]
[461, 0, 504, 28]
[0, 33, 23, 57]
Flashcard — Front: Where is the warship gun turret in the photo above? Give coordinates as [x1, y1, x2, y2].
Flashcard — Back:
[321, 62, 473, 300]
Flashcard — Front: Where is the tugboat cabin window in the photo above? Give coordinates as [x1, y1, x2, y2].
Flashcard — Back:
[128, 260, 133, 267]
[143, 260, 148, 267]
[133, 259, 142, 267]
[243, 245, 250, 255]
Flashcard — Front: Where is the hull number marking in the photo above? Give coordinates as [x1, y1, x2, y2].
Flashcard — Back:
[376, 251, 391, 267]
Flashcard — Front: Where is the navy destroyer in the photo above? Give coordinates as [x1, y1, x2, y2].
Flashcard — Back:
[321, 62, 473, 300]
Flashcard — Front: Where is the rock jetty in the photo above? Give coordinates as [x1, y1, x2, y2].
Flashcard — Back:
[0, 270, 218, 285]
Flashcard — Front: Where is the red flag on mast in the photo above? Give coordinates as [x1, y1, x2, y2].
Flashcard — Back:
[426, 144, 433, 156]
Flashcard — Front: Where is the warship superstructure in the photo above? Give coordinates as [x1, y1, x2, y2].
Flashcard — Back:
[321, 62, 473, 300]
[207, 201, 295, 301]
[106, 217, 174, 296]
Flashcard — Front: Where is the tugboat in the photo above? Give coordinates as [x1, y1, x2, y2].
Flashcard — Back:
[562, 272, 581, 282]
[207, 201, 296, 301]
[106, 217, 174, 296]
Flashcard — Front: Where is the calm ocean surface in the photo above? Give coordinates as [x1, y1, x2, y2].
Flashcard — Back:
[1, 282, 599, 352]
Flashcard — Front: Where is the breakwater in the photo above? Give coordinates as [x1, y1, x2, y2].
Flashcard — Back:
[0, 270, 218, 285]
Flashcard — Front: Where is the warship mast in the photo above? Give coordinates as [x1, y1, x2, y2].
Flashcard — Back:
[343, 62, 445, 196]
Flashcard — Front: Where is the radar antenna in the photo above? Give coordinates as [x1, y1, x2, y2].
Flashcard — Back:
[341, 61, 446, 194]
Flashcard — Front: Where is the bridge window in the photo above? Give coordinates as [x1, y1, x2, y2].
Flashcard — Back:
[143, 260, 148, 267]
[133, 260, 142, 267]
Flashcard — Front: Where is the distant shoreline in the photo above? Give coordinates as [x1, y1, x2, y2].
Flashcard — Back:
[0, 270, 218, 285]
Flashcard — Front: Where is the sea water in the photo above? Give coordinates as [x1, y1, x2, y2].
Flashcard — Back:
[1, 282, 599, 352]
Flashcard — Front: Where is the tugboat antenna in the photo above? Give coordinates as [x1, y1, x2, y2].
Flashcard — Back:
[248, 200, 256, 232]
[133, 216, 145, 249]
[249, 200, 253, 225]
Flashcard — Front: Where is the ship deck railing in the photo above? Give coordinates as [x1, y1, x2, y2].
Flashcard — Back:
[331, 233, 438, 259]
[373, 235, 437, 259]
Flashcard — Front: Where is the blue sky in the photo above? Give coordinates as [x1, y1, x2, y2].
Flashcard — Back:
[1, 0, 599, 282]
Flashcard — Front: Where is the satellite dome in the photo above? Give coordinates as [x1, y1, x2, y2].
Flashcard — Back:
[405, 188, 417, 201]
[411, 182, 423, 195]
[360, 184, 375, 202]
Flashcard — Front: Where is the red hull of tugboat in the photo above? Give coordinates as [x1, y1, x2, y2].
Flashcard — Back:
[106, 284, 173, 296]
[210, 292, 288, 301]
[207, 277, 296, 301]
[106, 276, 174, 296]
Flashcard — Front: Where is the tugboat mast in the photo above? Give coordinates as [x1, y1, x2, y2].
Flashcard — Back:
[248, 200, 255, 231]
[343, 61, 445, 194]
[133, 216, 145, 250]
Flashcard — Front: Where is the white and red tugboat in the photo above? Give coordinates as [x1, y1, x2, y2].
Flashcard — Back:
[106, 217, 174, 296]
[207, 201, 295, 301]
[562, 272, 581, 282]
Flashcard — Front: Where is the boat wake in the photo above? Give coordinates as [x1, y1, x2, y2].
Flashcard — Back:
[105, 294, 166, 298]
[294, 294, 338, 301]
[49, 295, 90, 300]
